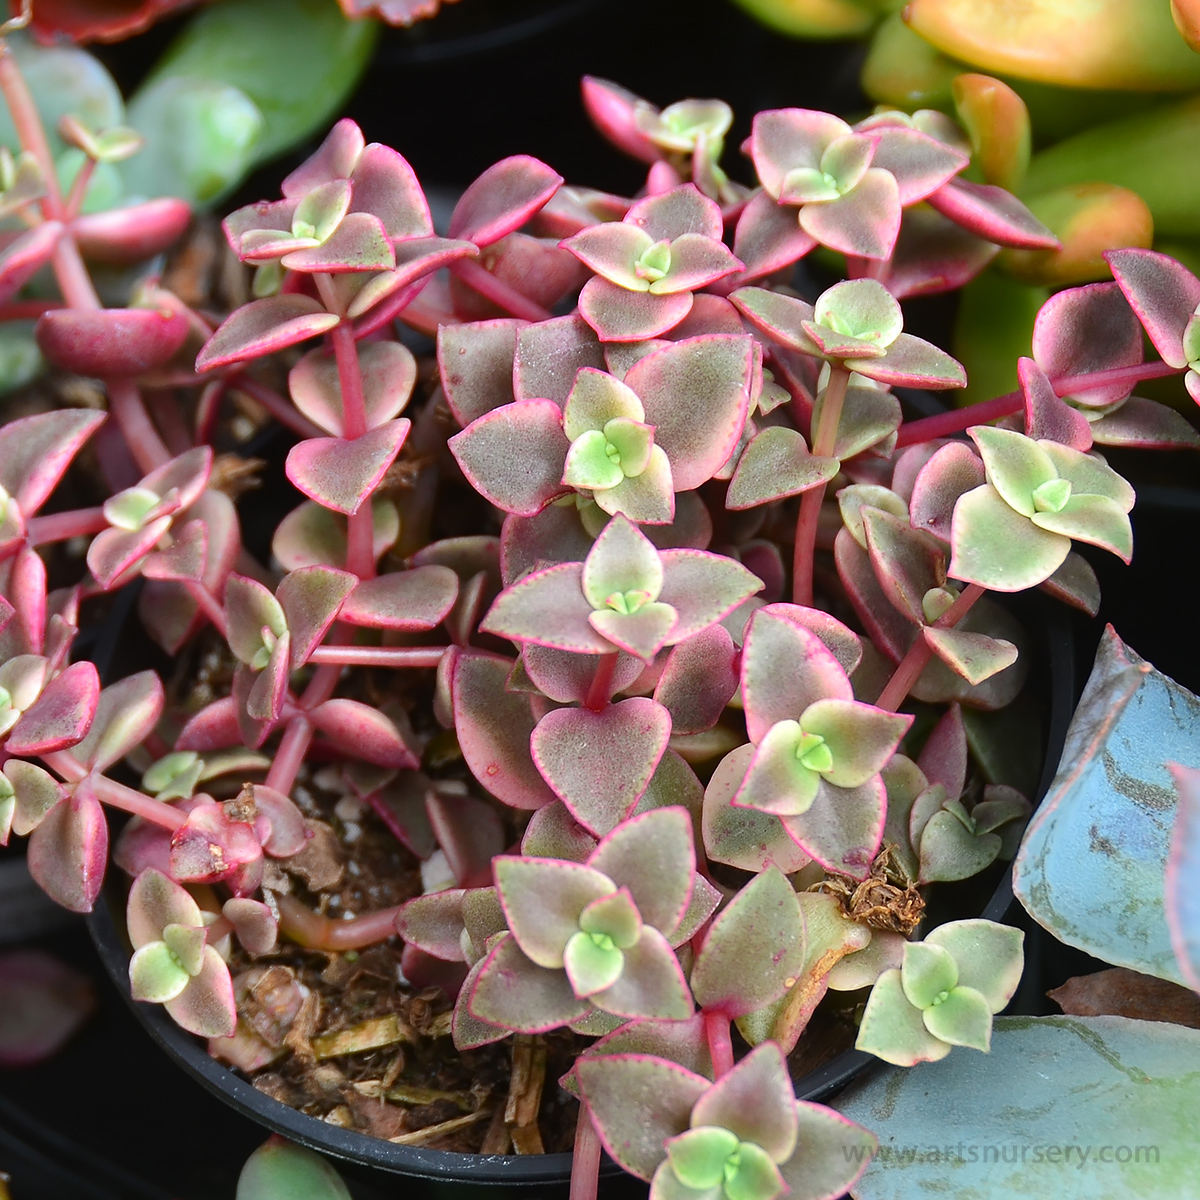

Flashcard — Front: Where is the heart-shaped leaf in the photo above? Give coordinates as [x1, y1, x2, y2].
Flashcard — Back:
[285, 419, 410, 516]
[289, 340, 416, 436]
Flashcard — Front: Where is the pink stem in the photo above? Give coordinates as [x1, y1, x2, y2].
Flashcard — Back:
[584, 652, 618, 713]
[329, 321, 378, 581]
[704, 1009, 735, 1079]
[276, 893, 402, 949]
[0, 43, 62, 218]
[263, 661, 343, 795]
[194, 379, 225, 445]
[107, 378, 171, 473]
[569, 1107, 603, 1200]
[184, 580, 228, 637]
[41, 752, 184, 831]
[26, 506, 107, 545]
[232, 377, 326, 440]
[63, 156, 96, 222]
[147, 390, 193, 455]
[306, 645, 448, 669]
[50, 234, 101, 310]
[450, 258, 555, 322]
[875, 583, 987, 713]
[895, 360, 1183, 448]
[792, 365, 848, 607]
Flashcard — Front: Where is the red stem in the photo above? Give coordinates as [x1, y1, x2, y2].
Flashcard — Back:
[0, 42, 62, 218]
[41, 752, 184, 831]
[704, 1009, 735, 1079]
[26, 506, 107, 545]
[276, 893, 403, 949]
[329, 321, 378, 581]
[569, 1107, 603, 1200]
[895, 360, 1183, 448]
[227, 378, 326, 440]
[263, 660, 343, 795]
[107, 378, 171, 472]
[305, 645, 448, 669]
[584, 652, 618, 712]
[194, 379, 225, 445]
[874, 583, 987, 712]
[450, 258, 555, 322]
[184, 580, 228, 637]
[793, 365, 848, 607]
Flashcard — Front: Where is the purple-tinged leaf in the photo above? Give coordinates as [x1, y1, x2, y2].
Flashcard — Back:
[1167, 766, 1200, 994]
[395, 890, 468, 962]
[523, 642, 645, 705]
[0, 949, 95, 1068]
[625, 187, 724, 242]
[727, 189, 817, 287]
[1106, 247, 1200, 369]
[36, 305, 189, 378]
[522, 801, 598, 862]
[453, 651, 556, 810]
[692, 867, 805, 1017]
[514, 315, 606, 404]
[341, 565, 458, 631]
[799, 170, 900, 261]
[169, 802, 261, 886]
[532, 698, 672, 836]
[196, 296, 339, 372]
[482, 562, 608, 654]
[1039, 551, 1101, 617]
[449, 156, 563, 247]
[348, 238, 478, 328]
[437, 318, 523, 427]
[780, 775, 887, 880]
[449, 400, 567, 516]
[917, 703, 967, 800]
[592, 926, 692, 1019]
[1093, 397, 1200, 449]
[861, 508, 945, 627]
[659, 550, 763, 645]
[282, 118, 364, 196]
[285, 419, 410, 516]
[224, 575, 287, 667]
[741, 606, 852, 745]
[243, 785, 306, 858]
[0, 222, 63, 304]
[909, 441, 986, 545]
[777, 1104, 876, 1200]
[468, 932, 590, 1032]
[276, 566, 356, 668]
[86, 516, 174, 591]
[1019, 357, 1092, 450]
[655, 626, 738, 735]
[280, 212, 395, 273]
[580, 77, 662, 165]
[272, 498, 399, 572]
[71, 671, 162, 772]
[427, 791, 505, 888]
[289, 340, 417, 437]
[27, 783, 107, 913]
[495, 857, 614, 966]
[924, 627, 1019, 686]
[865, 125, 968, 205]
[692, 1043, 799, 1161]
[223, 898, 277, 955]
[164, 946, 236, 1038]
[74, 198, 191, 265]
[880, 205, 999, 300]
[727, 427, 839, 510]
[579, 277, 694, 343]
[350, 142, 433, 239]
[925, 177, 1056, 250]
[142, 520, 206, 583]
[7, 661, 99, 756]
[308, 700, 417, 769]
[368, 773, 438, 860]
[0, 410, 105, 516]
[848, 333, 966, 389]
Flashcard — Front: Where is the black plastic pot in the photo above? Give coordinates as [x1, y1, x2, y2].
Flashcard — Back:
[84, 595, 1075, 1190]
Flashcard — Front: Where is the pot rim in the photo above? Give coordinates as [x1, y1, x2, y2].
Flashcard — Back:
[85, 599, 1075, 1184]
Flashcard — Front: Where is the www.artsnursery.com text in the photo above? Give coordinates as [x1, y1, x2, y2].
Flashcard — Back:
[843, 1143, 1161, 1169]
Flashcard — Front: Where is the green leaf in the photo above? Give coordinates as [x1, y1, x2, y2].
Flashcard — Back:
[129, 941, 191, 1003]
[237, 1138, 351, 1200]
[814, 279, 903, 348]
[162, 922, 206, 977]
[918, 810, 1002, 882]
[563, 930, 625, 996]
[724, 1142, 786, 1200]
[921, 984, 993, 1051]
[856, 968, 953, 1067]
[137, 0, 377, 168]
[605, 417, 655, 477]
[1030, 493, 1133, 561]
[564, 368, 645, 440]
[734, 720, 821, 817]
[925, 920, 1024, 1012]
[582, 516, 664, 611]
[949, 483, 1070, 591]
[970, 426, 1057, 517]
[667, 1127, 740, 1190]
[901, 941, 959, 1010]
[799, 698, 910, 790]
[580, 887, 643, 949]
[565, 429, 626, 491]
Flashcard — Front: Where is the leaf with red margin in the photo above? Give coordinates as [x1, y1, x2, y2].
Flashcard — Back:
[70, 670, 163, 772]
[175, 697, 241, 753]
[285, 419, 411, 515]
[725, 189, 817, 288]
[481, 562, 608, 655]
[531, 698, 671, 836]
[780, 775, 887, 880]
[27, 782, 108, 914]
[0, 410, 106, 516]
[0, 223, 63, 305]
[579, 277, 694, 343]
[6, 661, 99, 756]
[73, 198, 192, 265]
[580, 77, 662, 165]
[340, 565, 458, 631]
[276, 566, 357, 668]
[452, 651, 556, 810]
[1019, 357, 1092, 450]
[654, 626, 739, 735]
[289, 340, 417, 437]
[467, 933, 590, 1033]
[449, 156, 563, 247]
[196, 296, 339, 371]
[916, 703, 967, 800]
[909, 441, 986, 546]
[437, 319, 523, 427]
[927, 178, 1058, 250]
[514, 314, 606, 404]
[308, 699, 418, 769]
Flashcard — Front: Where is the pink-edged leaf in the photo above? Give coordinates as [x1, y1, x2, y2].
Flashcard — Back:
[0, 222, 62, 304]
[1019, 357, 1092, 450]
[289, 340, 417, 437]
[729, 286, 818, 354]
[531, 698, 671, 836]
[750, 108, 850, 200]
[799, 170, 900, 260]
[280, 212, 395, 274]
[726, 426, 839, 509]
[481, 562, 608, 654]
[0, 949, 95, 1068]
[348, 238, 477, 327]
[740, 605, 853, 744]
[396, 890, 468, 961]
[627, 334, 754, 491]
[1031, 282, 1143, 406]
[917, 703, 967, 800]
[861, 507, 945, 627]
[223, 898, 277, 955]
[864, 125, 968, 205]
[348, 142, 432, 239]
[453, 651, 556, 810]
[308, 699, 418, 768]
[449, 156, 563, 247]
[86, 517, 173, 591]
[909, 441, 986, 545]
[495, 857, 614, 966]
[1091, 397, 1200, 449]
[27, 783, 108, 913]
[196, 296, 339, 371]
[285, 419, 410, 516]
[72, 198, 191, 264]
[169, 802, 261, 885]
[141, 520, 206, 583]
[272, 497, 399, 572]
[703, 743, 813, 874]
[437, 319, 522, 426]
[36, 306, 189, 378]
[368, 773, 438, 859]
[691, 867, 805, 1017]
[654, 626, 738, 735]
[591, 926, 692, 1019]
[690, 1042, 798, 1160]
[448, 400, 567, 516]
[127, 866, 203, 948]
[165, 947, 236, 1038]
[850, 333, 966, 389]
[658, 550, 763, 644]
[468, 932, 590, 1033]
[728, 189, 817, 287]
[523, 642, 644, 704]
[276, 566, 356, 668]
[281, 118, 365, 196]
[1106, 247, 1200, 369]
[523, 800, 599, 862]
[579, 277, 694, 343]
[341, 565, 458, 630]
[576, 1053, 709, 1181]
[581, 77, 661, 165]
[175, 698, 241, 753]
[879, 205, 999, 300]
[427, 791, 505, 889]
[514, 314, 606, 404]
[780, 776, 886, 880]
[243, 784, 307, 858]
[927, 178, 1059, 250]
[7, 661, 99, 756]
[924, 626, 1019, 685]
[0, 410, 105, 516]
[0, 548, 47, 659]
[244, 641, 290, 724]
[224, 574, 287, 666]
[70, 670, 163, 772]
[1167, 765, 1200, 993]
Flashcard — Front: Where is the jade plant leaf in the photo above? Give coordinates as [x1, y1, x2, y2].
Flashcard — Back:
[836, 1015, 1200, 1200]
[1014, 628, 1200, 985]
[236, 1137, 351, 1200]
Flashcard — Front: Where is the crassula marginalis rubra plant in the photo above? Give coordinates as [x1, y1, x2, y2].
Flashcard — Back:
[2, 35, 1198, 1196]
